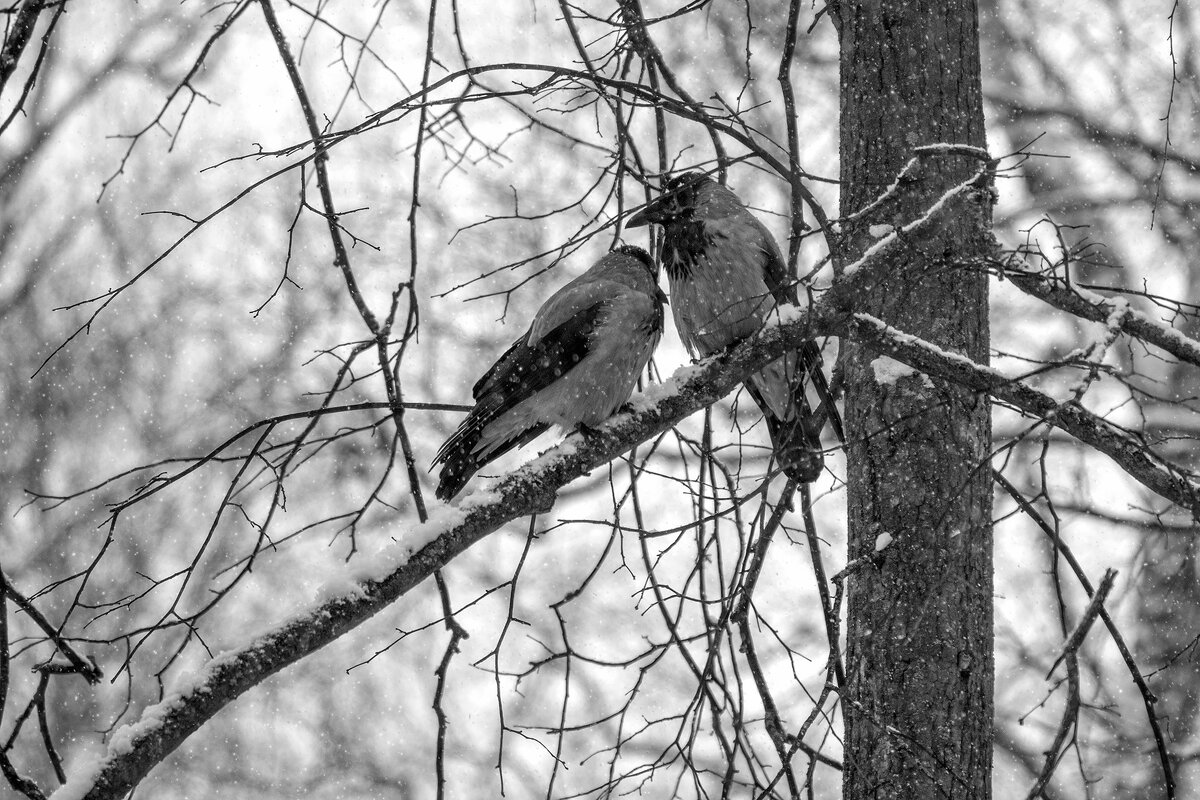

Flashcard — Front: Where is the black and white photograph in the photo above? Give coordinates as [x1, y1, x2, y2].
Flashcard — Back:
[0, 2, 1196, 798]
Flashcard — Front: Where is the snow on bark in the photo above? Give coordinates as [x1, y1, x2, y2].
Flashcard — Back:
[870, 355, 933, 388]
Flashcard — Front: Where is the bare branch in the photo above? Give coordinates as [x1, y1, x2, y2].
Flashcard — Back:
[1045, 568, 1117, 681]
[847, 312, 1200, 515]
[61, 301, 842, 800]
[994, 471, 1175, 798]
[0, 0, 45, 98]
[1004, 263, 1200, 370]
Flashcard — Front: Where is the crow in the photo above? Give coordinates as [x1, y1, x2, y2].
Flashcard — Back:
[434, 245, 666, 501]
[628, 173, 841, 482]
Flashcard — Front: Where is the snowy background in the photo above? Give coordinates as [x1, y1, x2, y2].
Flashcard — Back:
[2, 1, 1197, 798]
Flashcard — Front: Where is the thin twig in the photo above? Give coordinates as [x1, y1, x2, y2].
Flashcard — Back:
[1045, 569, 1117, 681]
[1, 572, 100, 684]
[995, 471, 1175, 799]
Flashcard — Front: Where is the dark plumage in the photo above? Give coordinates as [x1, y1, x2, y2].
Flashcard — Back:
[433, 245, 666, 501]
[628, 173, 842, 482]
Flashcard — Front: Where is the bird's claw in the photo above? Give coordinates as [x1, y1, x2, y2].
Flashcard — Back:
[575, 422, 603, 440]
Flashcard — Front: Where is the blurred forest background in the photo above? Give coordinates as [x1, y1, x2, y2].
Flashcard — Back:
[2, 1, 1197, 798]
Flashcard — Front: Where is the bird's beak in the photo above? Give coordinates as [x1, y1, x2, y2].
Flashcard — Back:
[656, 286, 669, 305]
[626, 207, 652, 228]
[627, 198, 668, 228]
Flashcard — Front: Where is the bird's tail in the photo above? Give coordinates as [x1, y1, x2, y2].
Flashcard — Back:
[802, 340, 844, 444]
[435, 429, 484, 502]
[434, 408, 548, 501]
[746, 340, 841, 484]
[762, 404, 825, 485]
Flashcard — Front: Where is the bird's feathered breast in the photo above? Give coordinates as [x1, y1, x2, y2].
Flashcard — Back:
[660, 217, 711, 283]
[661, 211, 785, 356]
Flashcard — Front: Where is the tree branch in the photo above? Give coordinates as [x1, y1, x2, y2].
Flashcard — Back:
[54, 197, 1200, 797]
[845, 312, 1200, 516]
[1003, 263, 1200, 370]
[63, 286, 1200, 797]
[58, 302, 838, 800]
[0, 0, 44, 98]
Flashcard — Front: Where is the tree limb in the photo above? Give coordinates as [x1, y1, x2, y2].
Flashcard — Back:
[845, 312, 1200, 516]
[60, 304, 837, 800]
[1003, 264, 1200, 370]
[59, 278, 1200, 798]
[0, 0, 44, 98]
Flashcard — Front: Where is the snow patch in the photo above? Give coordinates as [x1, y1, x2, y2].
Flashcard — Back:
[1105, 297, 1131, 327]
[351, 503, 471, 584]
[874, 531, 894, 552]
[871, 356, 916, 385]
[868, 223, 894, 239]
[49, 752, 104, 800]
[312, 566, 371, 604]
[843, 174, 981, 277]
[870, 355, 933, 388]
[632, 363, 705, 409]
[766, 302, 806, 327]
[555, 436, 582, 457]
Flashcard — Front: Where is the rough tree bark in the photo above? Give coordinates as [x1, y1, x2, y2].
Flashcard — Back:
[836, 2, 994, 798]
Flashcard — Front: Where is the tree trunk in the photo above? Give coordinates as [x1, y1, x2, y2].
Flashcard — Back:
[836, 2, 994, 798]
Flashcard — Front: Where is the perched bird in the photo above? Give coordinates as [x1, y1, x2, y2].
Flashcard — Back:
[433, 245, 666, 501]
[627, 172, 842, 483]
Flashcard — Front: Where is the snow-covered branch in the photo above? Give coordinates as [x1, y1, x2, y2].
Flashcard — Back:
[54, 306, 836, 800]
[847, 313, 1200, 515]
[57, 267, 1200, 799]
[1005, 265, 1200, 370]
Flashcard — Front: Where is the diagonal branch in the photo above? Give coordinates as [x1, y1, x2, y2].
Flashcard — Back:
[57, 303, 837, 800]
[56, 232, 1200, 798]
[258, 0, 379, 335]
[62, 290, 1200, 798]
[994, 472, 1175, 798]
[0, 0, 45, 99]
[0, 0, 65, 140]
[1003, 264, 1200, 370]
[846, 312, 1200, 514]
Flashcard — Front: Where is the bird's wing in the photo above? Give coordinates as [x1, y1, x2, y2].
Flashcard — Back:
[471, 299, 609, 413]
[471, 269, 613, 400]
[435, 299, 607, 468]
[724, 208, 844, 458]
[527, 274, 618, 342]
[472, 335, 525, 401]
[741, 210, 843, 440]
[747, 211, 797, 306]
